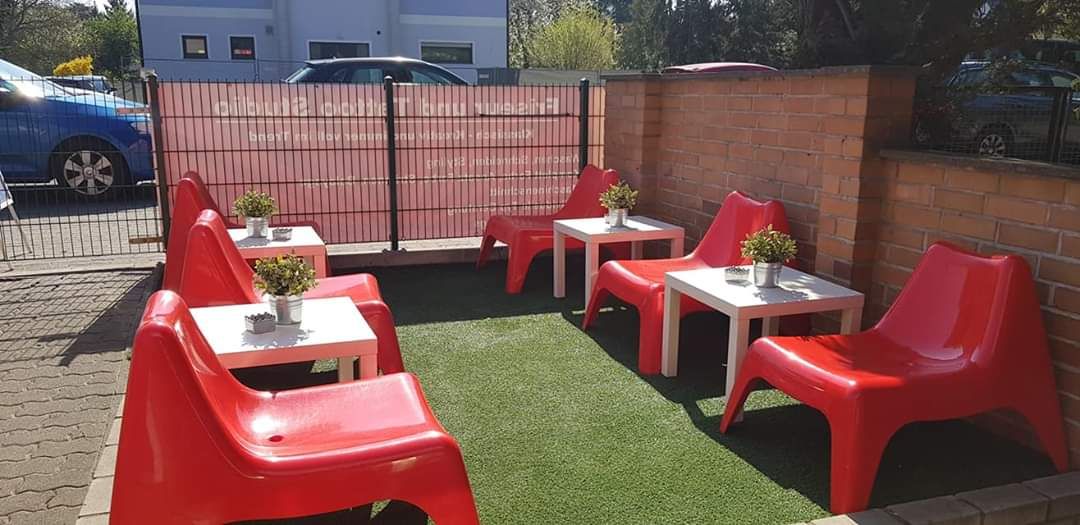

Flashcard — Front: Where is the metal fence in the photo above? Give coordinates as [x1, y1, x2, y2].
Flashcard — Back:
[151, 77, 604, 251]
[0, 75, 604, 261]
[913, 86, 1078, 166]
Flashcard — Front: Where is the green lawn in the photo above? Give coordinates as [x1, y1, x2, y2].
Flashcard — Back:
[244, 256, 1056, 524]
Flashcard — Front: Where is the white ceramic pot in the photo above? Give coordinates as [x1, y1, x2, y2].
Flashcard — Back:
[753, 262, 783, 288]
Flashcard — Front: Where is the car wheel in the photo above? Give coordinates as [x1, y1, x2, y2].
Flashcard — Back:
[51, 138, 129, 197]
[975, 127, 1012, 157]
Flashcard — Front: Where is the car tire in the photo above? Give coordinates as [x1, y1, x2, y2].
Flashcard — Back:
[975, 126, 1012, 158]
[50, 137, 130, 198]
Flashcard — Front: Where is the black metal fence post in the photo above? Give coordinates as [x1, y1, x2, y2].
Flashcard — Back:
[146, 73, 172, 247]
[383, 76, 400, 252]
[1047, 87, 1071, 163]
[579, 78, 590, 173]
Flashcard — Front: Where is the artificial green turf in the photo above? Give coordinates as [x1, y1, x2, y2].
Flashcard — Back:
[359, 258, 1057, 524]
[248, 256, 1056, 524]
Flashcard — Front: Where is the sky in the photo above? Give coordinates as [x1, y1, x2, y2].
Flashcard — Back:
[82, 0, 137, 12]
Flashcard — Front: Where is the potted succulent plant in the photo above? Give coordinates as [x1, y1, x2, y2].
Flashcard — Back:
[233, 190, 277, 238]
[740, 225, 798, 288]
[253, 255, 317, 324]
[599, 181, 638, 228]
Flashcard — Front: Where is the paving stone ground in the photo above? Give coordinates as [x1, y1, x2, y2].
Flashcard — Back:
[0, 270, 157, 525]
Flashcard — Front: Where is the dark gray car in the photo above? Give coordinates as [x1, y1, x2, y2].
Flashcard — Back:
[284, 57, 468, 85]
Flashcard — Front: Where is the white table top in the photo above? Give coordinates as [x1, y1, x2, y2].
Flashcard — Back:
[228, 226, 325, 250]
[554, 216, 684, 242]
[666, 266, 864, 319]
[189, 297, 376, 367]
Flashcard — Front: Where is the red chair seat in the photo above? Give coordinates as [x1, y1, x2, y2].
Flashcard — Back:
[112, 291, 478, 524]
[720, 243, 1069, 514]
[477, 164, 618, 294]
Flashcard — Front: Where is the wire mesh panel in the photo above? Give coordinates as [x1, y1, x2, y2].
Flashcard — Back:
[0, 77, 161, 260]
[155, 80, 391, 244]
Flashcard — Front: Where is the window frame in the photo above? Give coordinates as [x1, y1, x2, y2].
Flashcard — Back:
[306, 40, 371, 60]
[419, 41, 475, 65]
[181, 34, 209, 60]
[229, 35, 257, 61]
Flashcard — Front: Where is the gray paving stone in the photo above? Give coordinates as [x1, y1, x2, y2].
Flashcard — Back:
[1026, 472, 1080, 521]
[0, 271, 153, 522]
[811, 509, 905, 525]
[105, 418, 121, 447]
[75, 514, 110, 525]
[956, 483, 1049, 525]
[886, 496, 981, 525]
[93, 446, 117, 479]
[77, 477, 112, 517]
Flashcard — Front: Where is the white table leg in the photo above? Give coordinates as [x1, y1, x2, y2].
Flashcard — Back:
[312, 251, 329, 278]
[840, 306, 863, 334]
[583, 242, 599, 311]
[725, 316, 751, 398]
[553, 230, 566, 299]
[631, 241, 643, 260]
[670, 236, 684, 257]
[661, 286, 682, 377]
[337, 357, 354, 382]
[358, 354, 378, 380]
[762, 316, 779, 337]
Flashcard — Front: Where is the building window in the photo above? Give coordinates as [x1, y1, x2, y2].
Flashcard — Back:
[421, 42, 473, 64]
[230, 36, 256, 60]
[308, 41, 369, 60]
[182, 35, 208, 59]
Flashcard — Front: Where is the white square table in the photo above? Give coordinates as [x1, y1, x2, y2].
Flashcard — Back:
[662, 266, 864, 398]
[228, 226, 329, 278]
[554, 216, 685, 311]
[190, 297, 378, 383]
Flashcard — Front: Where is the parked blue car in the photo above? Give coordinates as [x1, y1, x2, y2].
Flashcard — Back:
[0, 59, 153, 197]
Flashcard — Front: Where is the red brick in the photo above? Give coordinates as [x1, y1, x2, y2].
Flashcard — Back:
[1046, 310, 1080, 344]
[879, 224, 925, 249]
[1063, 235, 1080, 258]
[897, 163, 945, 185]
[823, 157, 861, 178]
[1050, 337, 1080, 368]
[824, 117, 865, 136]
[821, 195, 859, 219]
[875, 262, 912, 288]
[893, 204, 942, 230]
[841, 138, 864, 157]
[940, 213, 996, 240]
[788, 115, 822, 132]
[945, 169, 999, 193]
[814, 97, 846, 115]
[998, 223, 1060, 252]
[933, 189, 984, 213]
[750, 130, 780, 146]
[1001, 176, 1066, 203]
[1068, 181, 1080, 206]
[1049, 206, 1080, 232]
[789, 79, 823, 95]
[885, 244, 923, 269]
[779, 132, 814, 150]
[727, 96, 752, 111]
[889, 181, 932, 205]
[827, 76, 870, 96]
[1056, 287, 1080, 315]
[752, 97, 782, 113]
[758, 114, 787, 130]
[781, 184, 816, 204]
[984, 196, 1048, 225]
[1042, 258, 1080, 288]
[846, 97, 869, 116]
[783, 97, 815, 114]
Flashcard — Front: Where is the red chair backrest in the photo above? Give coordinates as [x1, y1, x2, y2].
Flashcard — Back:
[875, 242, 1049, 376]
[177, 210, 261, 307]
[163, 172, 225, 291]
[692, 191, 791, 267]
[553, 164, 619, 219]
[116, 290, 265, 520]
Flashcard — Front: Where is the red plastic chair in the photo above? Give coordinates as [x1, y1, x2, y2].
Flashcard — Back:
[720, 242, 1069, 513]
[582, 191, 796, 374]
[163, 172, 322, 291]
[112, 290, 479, 524]
[174, 209, 405, 374]
[476, 164, 620, 294]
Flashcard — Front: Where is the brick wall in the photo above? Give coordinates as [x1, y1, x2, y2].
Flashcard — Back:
[603, 66, 1080, 467]
[872, 151, 1080, 467]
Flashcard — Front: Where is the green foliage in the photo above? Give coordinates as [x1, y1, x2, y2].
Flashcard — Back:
[530, 4, 618, 70]
[233, 191, 277, 218]
[617, 0, 669, 70]
[599, 181, 638, 210]
[741, 225, 798, 264]
[509, 0, 588, 68]
[253, 255, 317, 297]
[54, 55, 93, 76]
[0, 0, 90, 75]
[82, 3, 140, 79]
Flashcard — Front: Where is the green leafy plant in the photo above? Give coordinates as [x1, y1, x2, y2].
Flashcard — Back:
[599, 181, 639, 211]
[253, 255, 317, 297]
[740, 225, 797, 264]
[233, 190, 277, 218]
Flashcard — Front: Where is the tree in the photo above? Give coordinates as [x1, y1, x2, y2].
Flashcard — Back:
[617, 0, 669, 70]
[509, 0, 587, 67]
[530, 4, 618, 70]
[83, 2, 140, 79]
[665, 0, 727, 66]
[0, 0, 88, 74]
